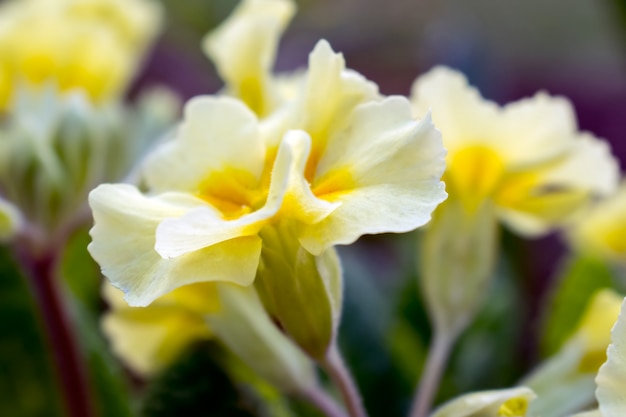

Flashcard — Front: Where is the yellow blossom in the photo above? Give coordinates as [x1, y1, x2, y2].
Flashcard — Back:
[0, 197, 22, 241]
[571, 296, 626, 417]
[102, 282, 217, 376]
[89, 39, 446, 306]
[411, 67, 618, 235]
[522, 289, 623, 417]
[429, 387, 536, 417]
[567, 183, 626, 264]
[0, 0, 162, 109]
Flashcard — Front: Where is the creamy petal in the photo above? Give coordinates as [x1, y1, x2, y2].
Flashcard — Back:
[279, 39, 378, 149]
[596, 297, 626, 417]
[102, 297, 212, 376]
[143, 96, 264, 193]
[88, 184, 262, 306]
[202, 0, 294, 115]
[300, 98, 447, 254]
[430, 387, 536, 417]
[496, 133, 619, 236]
[410, 66, 500, 155]
[499, 92, 577, 168]
[0, 197, 22, 241]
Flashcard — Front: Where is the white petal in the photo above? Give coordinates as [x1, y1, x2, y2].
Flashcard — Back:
[596, 297, 626, 417]
[143, 96, 264, 193]
[0, 197, 22, 241]
[88, 184, 262, 306]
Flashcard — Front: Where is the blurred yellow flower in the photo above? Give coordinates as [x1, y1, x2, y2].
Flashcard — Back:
[102, 282, 217, 376]
[0, 0, 162, 109]
[0, 197, 22, 241]
[430, 387, 535, 417]
[522, 289, 623, 417]
[88, 40, 446, 308]
[567, 183, 626, 264]
[411, 66, 618, 235]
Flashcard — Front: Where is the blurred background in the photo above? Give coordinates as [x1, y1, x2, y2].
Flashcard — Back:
[2, 0, 626, 416]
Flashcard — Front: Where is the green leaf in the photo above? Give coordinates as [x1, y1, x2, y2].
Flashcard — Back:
[540, 254, 614, 357]
[0, 247, 64, 417]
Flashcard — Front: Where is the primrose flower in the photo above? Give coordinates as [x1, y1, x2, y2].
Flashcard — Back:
[0, 197, 22, 241]
[0, 0, 162, 109]
[567, 183, 626, 264]
[103, 281, 317, 392]
[522, 289, 623, 417]
[571, 296, 626, 417]
[429, 387, 536, 417]
[102, 282, 216, 376]
[411, 66, 618, 235]
[203, 0, 295, 117]
[89, 40, 446, 358]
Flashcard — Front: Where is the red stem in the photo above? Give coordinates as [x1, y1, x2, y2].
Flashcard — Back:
[21, 249, 94, 417]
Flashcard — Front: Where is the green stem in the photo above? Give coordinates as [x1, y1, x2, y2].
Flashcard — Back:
[321, 345, 368, 417]
[300, 385, 349, 417]
[408, 330, 454, 417]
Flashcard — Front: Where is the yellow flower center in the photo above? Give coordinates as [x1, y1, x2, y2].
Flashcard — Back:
[599, 223, 626, 255]
[446, 145, 504, 210]
[497, 397, 529, 416]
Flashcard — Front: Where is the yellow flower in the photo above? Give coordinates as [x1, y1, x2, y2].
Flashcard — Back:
[522, 289, 623, 417]
[567, 183, 626, 264]
[203, 0, 295, 117]
[88, 40, 447, 308]
[571, 296, 626, 417]
[102, 282, 216, 376]
[103, 281, 317, 392]
[411, 66, 618, 235]
[0, 0, 162, 109]
[430, 387, 536, 417]
[0, 196, 22, 241]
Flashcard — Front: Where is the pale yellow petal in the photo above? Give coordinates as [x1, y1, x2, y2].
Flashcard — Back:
[102, 290, 212, 376]
[284, 39, 378, 151]
[496, 133, 618, 237]
[300, 98, 447, 255]
[143, 96, 264, 193]
[596, 297, 626, 417]
[499, 93, 577, 168]
[0, 197, 22, 241]
[410, 66, 500, 155]
[203, 0, 295, 115]
[430, 387, 536, 417]
[88, 184, 262, 306]
[568, 183, 626, 262]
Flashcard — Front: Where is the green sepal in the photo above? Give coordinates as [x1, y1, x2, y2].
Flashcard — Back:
[419, 198, 498, 338]
[255, 221, 342, 360]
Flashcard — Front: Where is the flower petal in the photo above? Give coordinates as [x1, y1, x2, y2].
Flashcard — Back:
[143, 96, 264, 193]
[500, 93, 578, 168]
[202, 0, 295, 115]
[596, 296, 626, 417]
[410, 66, 500, 155]
[102, 284, 212, 376]
[0, 197, 22, 241]
[496, 133, 619, 236]
[430, 386, 536, 417]
[300, 97, 447, 255]
[88, 183, 262, 306]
